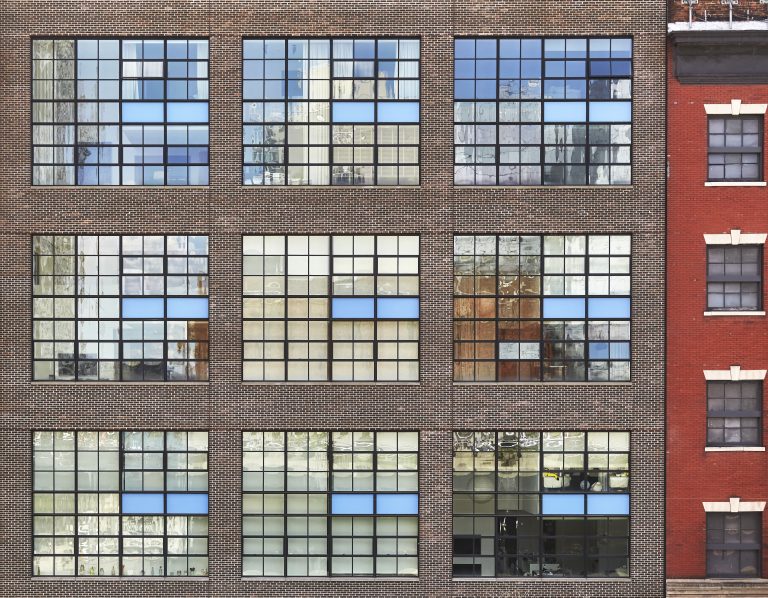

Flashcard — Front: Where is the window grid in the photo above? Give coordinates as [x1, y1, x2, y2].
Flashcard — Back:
[242, 431, 419, 577]
[706, 512, 761, 578]
[453, 234, 631, 382]
[242, 235, 419, 382]
[708, 116, 763, 182]
[242, 38, 420, 186]
[454, 37, 632, 186]
[452, 431, 630, 578]
[32, 38, 209, 186]
[32, 431, 209, 577]
[706, 245, 763, 311]
[706, 381, 762, 447]
[32, 235, 209, 381]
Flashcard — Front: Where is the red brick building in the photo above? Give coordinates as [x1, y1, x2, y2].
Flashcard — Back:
[668, 1, 768, 595]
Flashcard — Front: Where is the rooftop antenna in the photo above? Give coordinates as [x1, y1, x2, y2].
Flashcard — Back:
[721, 0, 738, 28]
[682, 0, 698, 28]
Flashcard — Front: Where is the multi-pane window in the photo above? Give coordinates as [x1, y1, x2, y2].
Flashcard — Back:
[242, 38, 420, 186]
[32, 38, 209, 186]
[708, 117, 762, 182]
[453, 431, 630, 578]
[706, 245, 762, 311]
[707, 512, 761, 578]
[453, 234, 631, 382]
[32, 235, 209, 381]
[32, 430, 209, 577]
[454, 37, 632, 186]
[707, 381, 762, 447]
[242, 431, 418, 576]
[243, 235, 419, 381]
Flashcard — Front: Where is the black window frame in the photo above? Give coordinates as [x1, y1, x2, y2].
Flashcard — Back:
[452, 233, 632, 382]
[31, 234, 210, 382]
[241, 430, 420, 577]
[31, 430, 209, 577]
[706, 244, 763, 312]
[241, 37, 422, 187]
[452, 430, 631, 579]
[241, 233, 421, 383]
[706, 512, 762, 578]
[30, 36, 210, 187]
[707, 115, 763, 183]
[706, 380, 763, 448]
[452, 36, 634, 187]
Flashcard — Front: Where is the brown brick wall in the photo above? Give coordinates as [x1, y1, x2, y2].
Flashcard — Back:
[0, 1, 666, 596]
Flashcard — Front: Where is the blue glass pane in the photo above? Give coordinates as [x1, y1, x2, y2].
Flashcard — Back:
[476, 39, 497, 59]
[542, 298, 585, 319]
[543, 102, 586, 122]
[331, 493, 374, 515]
[589, 101, 631, 123]
[167, 297, 209, 319]
[454, 80, 475, 100]
[475, 80, 497, 99]
[121, 493, 164, 514]
[167, 102, 209, 123]
[590, 39, 611, 59]
[122, 297, 165, 319]
[589, 342, 610, 359]
[587, 494, 630, 515]
[499, 39, 520, 58]
[377, 297, 419, 319]
[542, 494, 585, 515]
[332, 102, 375, 123]
[588, 298, 630, 318]
[377, 102, 419, 123]
[376, 494, 418, 515]
[455, 39, 475, 59]
[332, 297, 375, 319]
[455, 60, 475, 79]
[167, 493, 209, 514]
[611, 38, 633, 59]
[122, 102, 164, 123]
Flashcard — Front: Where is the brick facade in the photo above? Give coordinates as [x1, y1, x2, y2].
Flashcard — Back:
[1, 1, 665, 596]
[667, 2, 768, 591]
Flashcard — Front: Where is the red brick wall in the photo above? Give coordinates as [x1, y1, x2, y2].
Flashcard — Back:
[666, 44, 768, 579]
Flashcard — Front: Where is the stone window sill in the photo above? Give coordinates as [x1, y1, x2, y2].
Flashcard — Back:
[705, 181, 767, 187]
[705, 446, 765, 452]
[704, 311, 765, 317]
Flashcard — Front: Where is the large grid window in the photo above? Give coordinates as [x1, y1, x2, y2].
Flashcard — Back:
[706, 245, 762, 311]
[32, 430, 209, 577]
[243, 235, 419, 382]
[453, 431, 630, 578]
[454, 37, 632, 186]
[707, 512, 761, 578]
[242, 431, 418, 576]
[707, 381, 762, 447]
[453, 234, 631, 382]
[32, 235, 209, 381]
[32, 38, 209, 186]
[242, 38, 420, 186]
[708, 117, 762, 182]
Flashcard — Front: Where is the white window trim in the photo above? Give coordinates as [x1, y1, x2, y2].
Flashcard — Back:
[704, 311, 766, 316]
[703, 230, 767, 246]
[705, 103, 766, 186]
[704, 100, 768, 116]
[703, 366, 767, 381]
[703, 497, 767, 513]
[705, 446, 766, 452]
[704, 181, 767, 187]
